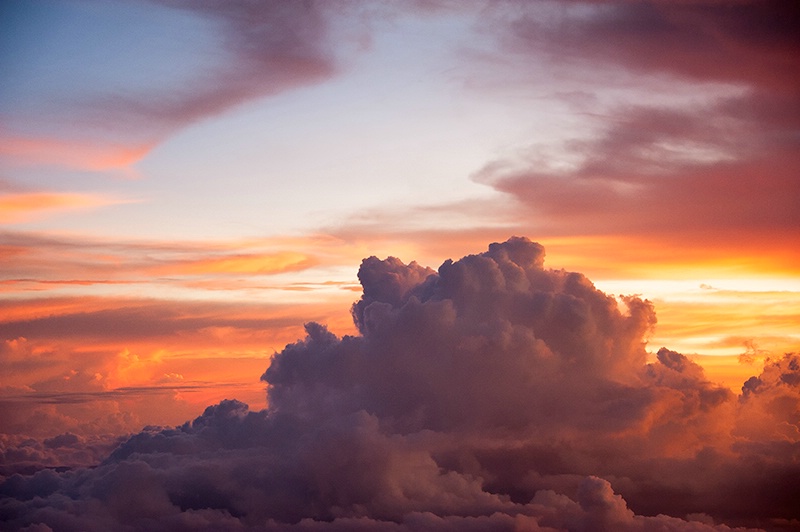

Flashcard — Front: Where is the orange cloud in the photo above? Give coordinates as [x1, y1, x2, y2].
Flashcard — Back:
[151, 251, 318, 276]
[0, 293, 359, 436]
[3, 226, 796, 403]
[0, 133, 153, 171]
[0, 231, 378, 318]
[329, 221, 800, 283]
[539, 232, 800, 280]
[0, 191, 127, 224]
[649, 287, 800, 351]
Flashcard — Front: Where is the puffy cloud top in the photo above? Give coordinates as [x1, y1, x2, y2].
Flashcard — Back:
[2, 238, 798, 531]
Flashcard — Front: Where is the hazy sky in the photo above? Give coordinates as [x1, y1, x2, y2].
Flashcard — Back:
[1, 1, 799, 529]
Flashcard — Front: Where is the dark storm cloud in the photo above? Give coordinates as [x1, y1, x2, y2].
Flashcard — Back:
[3, 238, 797, 530]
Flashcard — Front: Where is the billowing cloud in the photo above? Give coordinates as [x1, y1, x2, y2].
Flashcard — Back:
[2, 238, 797, 530]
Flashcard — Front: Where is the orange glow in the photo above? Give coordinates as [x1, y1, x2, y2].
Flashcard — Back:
[0, 133, 153, 171]
[0, 232, 367, 287]
[540, 233, 800, 280]
[151, 252, 318, 275]
[0, 192, 123, 223]
[2, 227, 797, 440]
[327, 227, 800, 284]
[688, 355, 765, 392]
[647, 288, 800, 360]
[0, 294, 358, 430]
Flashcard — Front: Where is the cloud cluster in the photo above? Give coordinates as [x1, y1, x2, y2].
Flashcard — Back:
[465, 0, 800, 265]
[2, 238, 797, 530]
[0, 230, 364, 446]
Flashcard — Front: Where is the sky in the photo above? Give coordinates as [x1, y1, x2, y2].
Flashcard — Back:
[1, 0, 799, 530]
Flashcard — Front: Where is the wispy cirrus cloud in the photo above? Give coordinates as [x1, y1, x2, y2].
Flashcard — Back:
[1, 0, 344, 171]
[0, 231, 355, 296]
[149, 251, 318, 276]
[0, 132, 154, 172]
[0, 184, 130, 224]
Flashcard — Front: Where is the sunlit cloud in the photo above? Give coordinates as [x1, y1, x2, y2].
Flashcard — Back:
[0, 191, 127, 223]
[3, 237, 798, 530]
[0, 293, 345, 439]
[0, 231, 363, 300]
[647, 286, 800, 357]
[149, 251, 317, 276]
[0, 133, 153, 172]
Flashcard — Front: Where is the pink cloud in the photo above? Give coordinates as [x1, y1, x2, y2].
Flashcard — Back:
[0, 191, 125, 223]
[0, 231, 340, 292]
[474, 99, 800, 240]
[0, 133, 154, 172]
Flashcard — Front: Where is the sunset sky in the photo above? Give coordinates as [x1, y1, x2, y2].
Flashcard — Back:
[1, 1, 799, 530]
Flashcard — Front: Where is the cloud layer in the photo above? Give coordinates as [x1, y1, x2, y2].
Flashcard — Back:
[2, 238, 797, 530]
[460, 0, 800, 272]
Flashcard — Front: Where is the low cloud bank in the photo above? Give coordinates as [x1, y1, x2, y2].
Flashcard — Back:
[2, 238, 798, 530]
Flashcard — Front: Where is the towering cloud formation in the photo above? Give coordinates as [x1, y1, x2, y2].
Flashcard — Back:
[2, 238, 798, 530]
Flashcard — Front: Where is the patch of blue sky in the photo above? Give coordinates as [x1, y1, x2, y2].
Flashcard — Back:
[0, 0, 224, 134]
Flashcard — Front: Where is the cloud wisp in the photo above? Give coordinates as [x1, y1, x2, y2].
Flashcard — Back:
[0, 0, 341, 171]
[2, 238, 797, 531]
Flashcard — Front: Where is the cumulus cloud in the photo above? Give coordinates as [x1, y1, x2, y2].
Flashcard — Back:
[2, 238, 797, 530]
